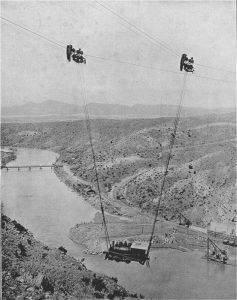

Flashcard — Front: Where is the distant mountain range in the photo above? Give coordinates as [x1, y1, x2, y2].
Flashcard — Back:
[2, 100, 235, 119]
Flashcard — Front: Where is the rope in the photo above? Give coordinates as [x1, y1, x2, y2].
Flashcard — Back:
[147, 72, 187, 255]
[79, 67, 111, 250]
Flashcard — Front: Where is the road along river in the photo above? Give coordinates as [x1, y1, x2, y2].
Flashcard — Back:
[2, 148, 236, 299]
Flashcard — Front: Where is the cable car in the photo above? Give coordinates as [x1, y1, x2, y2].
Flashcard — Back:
[67, 45, 86, 64]
[180, 54, 194, 73]
[73, 48, 189, 267]
[103, 240, 150, 265]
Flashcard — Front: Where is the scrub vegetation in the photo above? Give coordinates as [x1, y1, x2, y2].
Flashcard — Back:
[1, 112, 236, 227]
[2, 214, 138, 299]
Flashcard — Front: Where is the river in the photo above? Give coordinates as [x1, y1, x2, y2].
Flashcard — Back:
[2, 148, 236, 299]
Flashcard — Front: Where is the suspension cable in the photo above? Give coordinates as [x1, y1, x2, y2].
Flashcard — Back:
[147, 72, 187, 255]
[1, 15, 235, 84]
[79, 67, 111, 250]
[93, 1, 235, 74]
[87, 54, 235, 83]
[1, 16, 64, 49]
[94, 0, 180, 57]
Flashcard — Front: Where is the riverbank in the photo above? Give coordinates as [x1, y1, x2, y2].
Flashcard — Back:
[53, 155, 237, 262]
[69, 212, 237, 265]
[1, 147, 17, 167]
[1, 115, 236, 228]
[1, 135, 236, 299]
[54, 160, 142, 218]
[2, 213, 141, 299]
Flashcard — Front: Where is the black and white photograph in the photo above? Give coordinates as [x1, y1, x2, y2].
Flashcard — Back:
[1, 1, 236, 299]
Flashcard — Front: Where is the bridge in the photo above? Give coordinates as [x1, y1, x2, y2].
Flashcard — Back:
[1, 164, 63, 171]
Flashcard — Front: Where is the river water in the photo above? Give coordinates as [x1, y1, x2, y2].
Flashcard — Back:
[2, 148, 236, 299]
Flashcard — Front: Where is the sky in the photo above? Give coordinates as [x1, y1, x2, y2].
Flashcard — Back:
[1, 0, 236, 108]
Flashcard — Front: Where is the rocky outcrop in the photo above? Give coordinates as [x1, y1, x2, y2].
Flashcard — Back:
[1, 148, 16, 167]
[1, 214, 134, 299]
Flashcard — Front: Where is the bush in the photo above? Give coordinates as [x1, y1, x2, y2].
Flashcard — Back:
[82, 276, 90, 285]
[58, 246, 67, 254]
[92, 276, 106, 292]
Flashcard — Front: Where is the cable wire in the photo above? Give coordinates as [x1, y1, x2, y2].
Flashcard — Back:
[195, 62, 235, 74]
[1, 15, 235, 84]
[79, 66, 111, 250]
[1, 16, 64, 49]
[94, 1, 235, 74]
[147, 72, 187, 255]
[95, 0, 180, 57]
[87, 53, 235, 83]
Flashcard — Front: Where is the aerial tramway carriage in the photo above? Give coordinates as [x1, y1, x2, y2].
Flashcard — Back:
[65, 40, 194, 267]
[103, 240, 150, 265]
[66, 44, 86, 64]
[180, 54, 194, 73]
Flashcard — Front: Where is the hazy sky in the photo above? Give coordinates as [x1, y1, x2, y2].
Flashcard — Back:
[1, 0, 236, 108]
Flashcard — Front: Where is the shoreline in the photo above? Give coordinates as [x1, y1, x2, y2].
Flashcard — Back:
[53, 156, 237, 264]
[54, 157, 142, 218]
[3, 147, 236, 264]
[2, 214, 136, 299]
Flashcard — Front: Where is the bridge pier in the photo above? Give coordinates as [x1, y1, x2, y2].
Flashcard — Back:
[3, 164, 62, 170]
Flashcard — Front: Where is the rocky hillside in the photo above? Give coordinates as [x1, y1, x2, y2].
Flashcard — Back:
[1, 112, 236, 227]
[1, 214, 136, 299]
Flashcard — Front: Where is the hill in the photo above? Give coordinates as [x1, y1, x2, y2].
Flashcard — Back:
[2, 214, 135, 299]
[1, 112, 236, 227]
[2, 100, 82, 116]
[2, 101, 235, 123]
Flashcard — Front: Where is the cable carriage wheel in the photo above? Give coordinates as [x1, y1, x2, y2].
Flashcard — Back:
[180, 53, 194, 73]
[66, 44, 86, 64]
